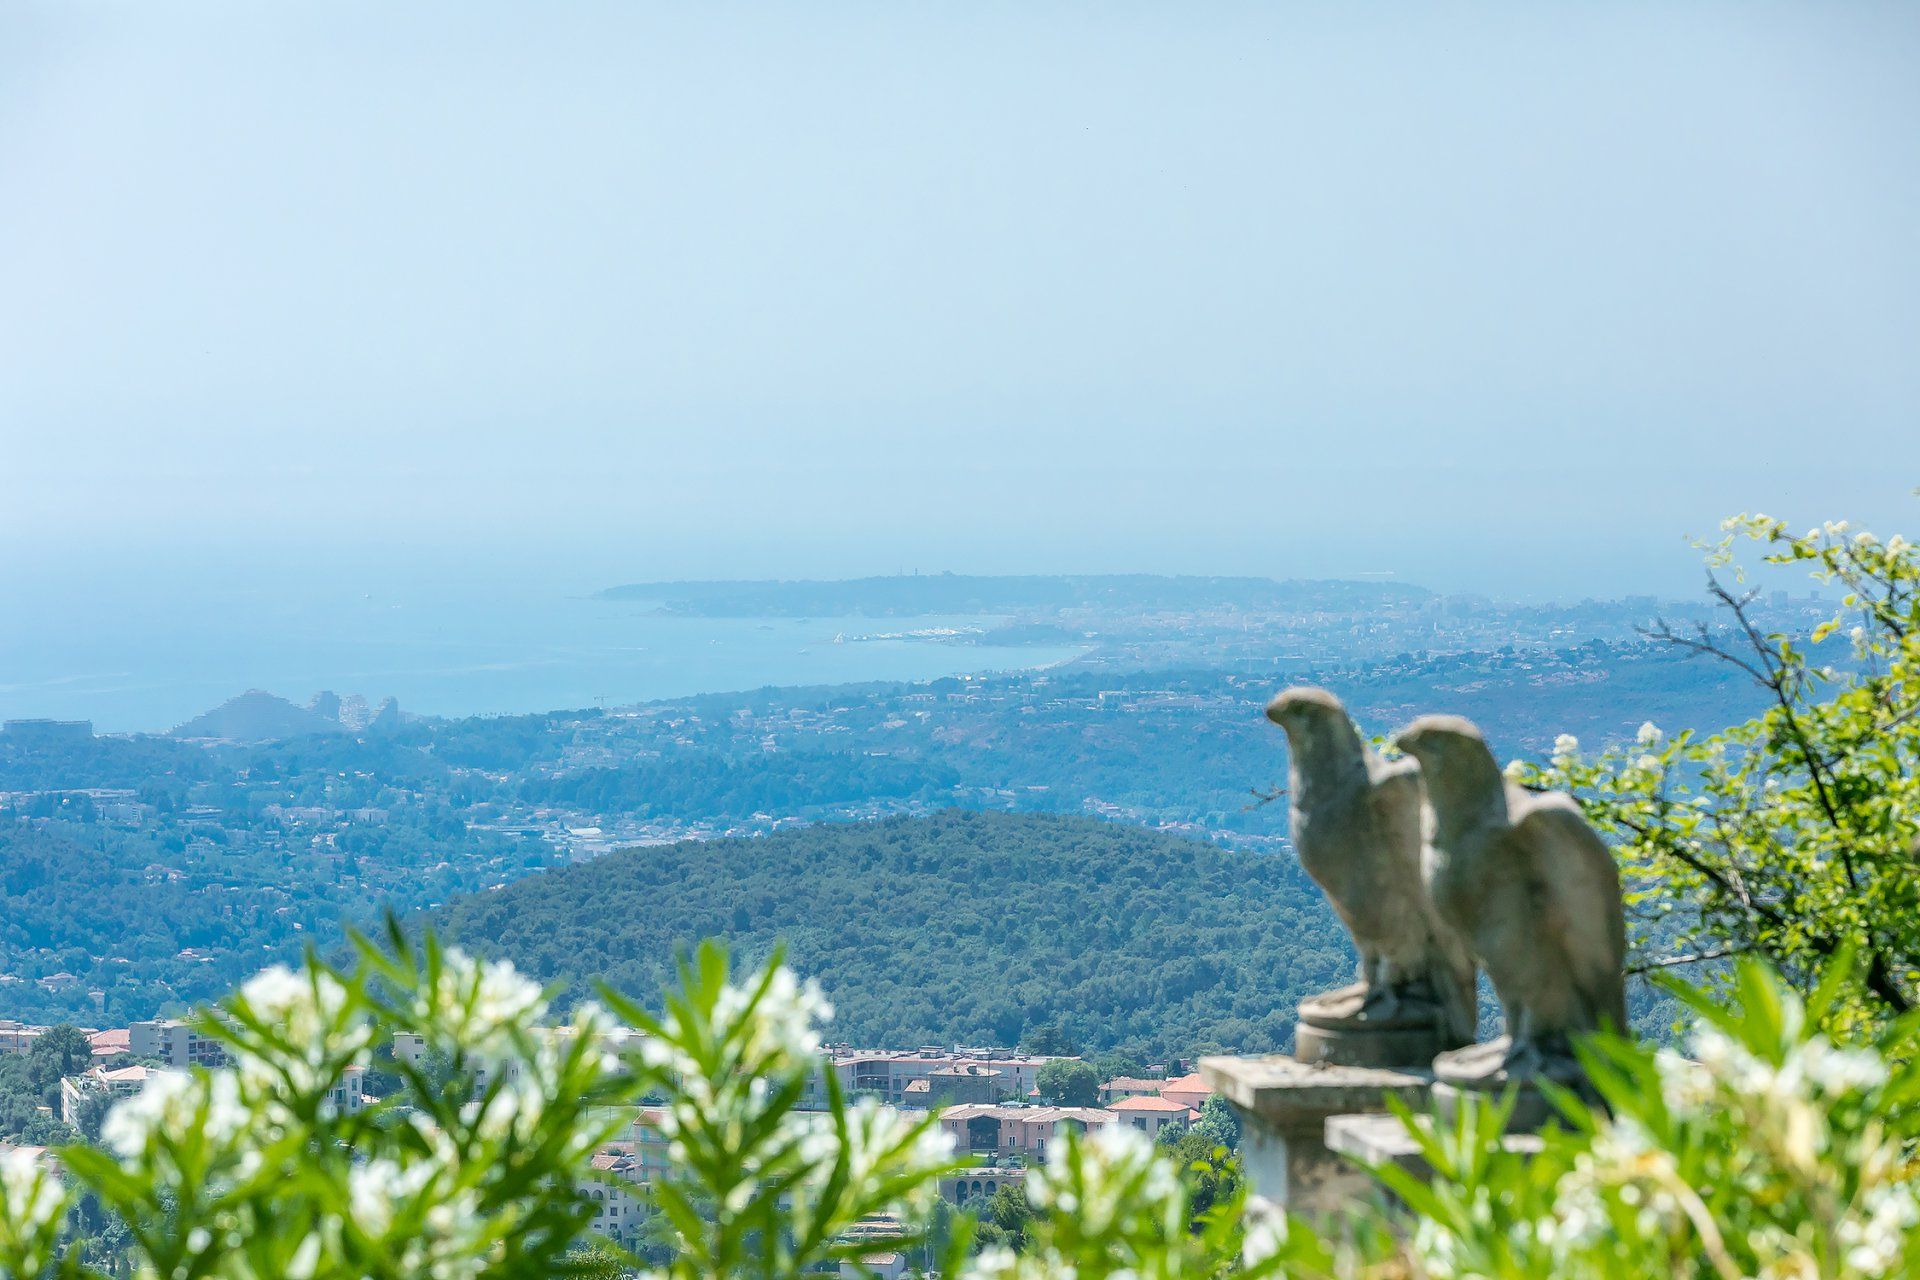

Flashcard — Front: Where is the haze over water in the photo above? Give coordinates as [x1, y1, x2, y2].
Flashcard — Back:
[0, 563, 1084, 734]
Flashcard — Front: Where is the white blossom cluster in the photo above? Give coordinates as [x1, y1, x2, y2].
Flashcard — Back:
[1539, 1025, 1911, 1278]
[345, 1145, 491, 1280]
[0, 1147, 68, 1275]
[412, 948, 550, 1061]
[965, 1125, 1185, 1280]
[821, 1097, 956, 1217]
[102, 1069, 254, 1160]
[1025, 1123, 1178, 1231]
[639, 964, 832, 1107]
[237, 964, 373, 1097]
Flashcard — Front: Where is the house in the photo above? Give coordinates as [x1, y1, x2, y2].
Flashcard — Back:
[624, 1107, 674, 1181]
[0, 1020, 46, 1055]
[1106, 1094, 1196, 1140]
[327, 1065, 370, 1115]
[586, 1144, 651, 1242]
[1098, 1076, 1164, 1104]
[1158, 1072, 1212, 1111]
[89, 1028, 132, 1059]
[842, 1253, 907, 1280]
[60, 1065, 181, 1126]
[938, 1105, 1114, 1161]
[923, 1064, 1004, 1107]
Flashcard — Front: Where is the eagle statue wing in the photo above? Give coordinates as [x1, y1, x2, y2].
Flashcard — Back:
[1512, 794, 1628, 1031]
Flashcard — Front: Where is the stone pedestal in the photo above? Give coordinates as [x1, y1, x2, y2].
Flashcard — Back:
[1430, 1036, 1598, 1132]
[1294, 1019, 1459, 1069]
[1199, 1055, 1432, 1217]
[1292, 982, 1466, 1069]
[1325, 1112, 1544, 1185]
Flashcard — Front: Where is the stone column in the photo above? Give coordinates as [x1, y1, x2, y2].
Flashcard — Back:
[1199, 1056, 1432, 1217]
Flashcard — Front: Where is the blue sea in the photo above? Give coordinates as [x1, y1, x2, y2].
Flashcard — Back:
[0, 564, 1087, 734]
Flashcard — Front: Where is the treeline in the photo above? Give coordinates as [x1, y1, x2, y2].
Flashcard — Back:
[432, 810, 1351, 1057]
[522, 750, 961, 819]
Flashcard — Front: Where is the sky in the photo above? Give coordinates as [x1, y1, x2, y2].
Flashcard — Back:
[3, 1, 1918, 600]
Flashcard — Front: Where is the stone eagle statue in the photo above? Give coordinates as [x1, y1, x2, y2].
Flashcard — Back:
[1266, 688, 1476, 1045]
[1392, 714, 1628, 1079]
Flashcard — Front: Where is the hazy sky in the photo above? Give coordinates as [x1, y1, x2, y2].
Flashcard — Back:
[3, 1, 1917, 598]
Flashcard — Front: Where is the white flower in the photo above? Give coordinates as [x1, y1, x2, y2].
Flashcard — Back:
[240, 965, 310, 1017]
[415, 949, 548, 1060]
[1551, 734, 1580, 766]
[711, 965, 832, 1070]
[1655, 1048, 1713, 1117]
[102, 1070, 250, 1158]
[1886, 534, 1910, 557]
[1795, 1038, 1889, 1096]
[1838, 1181, 1920, 1277]
[1636, 721, 1664, 747]
[1241, 1211, 1288, 1265]
[0, 1148, 64, 1235]
[236, 964, 371, 1095]
[1027, 1123, 1178, 1240]
[826, 1099, 955, 1216]
[349, 1156, 436, 1235]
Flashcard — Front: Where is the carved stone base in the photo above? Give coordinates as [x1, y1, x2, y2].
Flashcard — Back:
[1294, 1020, 1461, 1069]
[1431, 1036, 1598, 1131]
[1199, 1055, 1433, 1216]
[1294, 982, 1466, 1069]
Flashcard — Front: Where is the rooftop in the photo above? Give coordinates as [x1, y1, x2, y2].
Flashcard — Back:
[1108, 1095, 1193, 1114]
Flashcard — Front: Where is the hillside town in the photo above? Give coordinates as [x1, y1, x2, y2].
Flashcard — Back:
[1, 1011, 1222, 1257]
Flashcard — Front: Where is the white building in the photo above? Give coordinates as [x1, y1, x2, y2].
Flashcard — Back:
[129, 1019, 228, 1069]
[60, 1064, 182, 1126]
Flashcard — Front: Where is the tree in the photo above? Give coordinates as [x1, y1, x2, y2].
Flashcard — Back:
[72, 1086, 113, 1143]
[1518, 512, 1920, 1031]
[1089, 1050, 1148, 1082]
[974, 1184, 1035, 1251]
[1021, 1022, 1077, 1056]
[27, 1024, 92, 1084]
[1034, 1059, 1101, 1107]
[1193, 1094, 1240, 1151]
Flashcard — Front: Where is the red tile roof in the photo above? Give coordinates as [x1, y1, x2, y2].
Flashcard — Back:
[1108, 1095, 1193, 1113]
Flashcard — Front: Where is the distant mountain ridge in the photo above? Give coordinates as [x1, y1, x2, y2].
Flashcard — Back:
[430, 809, 1352, 1056]
[171, 690, 404, 742]
[598, 573, 1431, 617]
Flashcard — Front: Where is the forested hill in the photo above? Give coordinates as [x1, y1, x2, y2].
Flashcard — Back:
[431, 810, 1349, 1058]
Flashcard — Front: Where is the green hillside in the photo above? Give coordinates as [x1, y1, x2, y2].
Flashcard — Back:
[432, 810, 1349, 1057]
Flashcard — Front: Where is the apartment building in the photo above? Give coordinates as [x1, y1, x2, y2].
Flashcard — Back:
[817, 1047, 1063, 1109]
[586, 1145, 651, 1243]
[1157, 1072, 1211, 1111]
[60, 1064, 180, 1126]
[0, 1020, 46, 1054]
[937, 1104, 1114, 1161]
[129, 1019, 229, 1069]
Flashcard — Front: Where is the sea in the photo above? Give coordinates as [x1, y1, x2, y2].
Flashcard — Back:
[0, 565, 1087, 735]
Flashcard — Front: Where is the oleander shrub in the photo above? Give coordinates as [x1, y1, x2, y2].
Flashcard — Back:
[4, 936, 1917, 1280]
